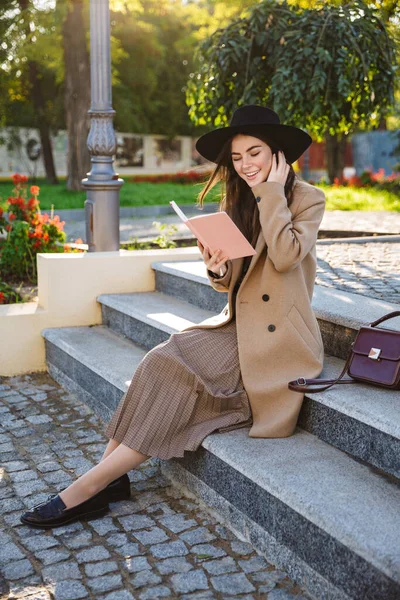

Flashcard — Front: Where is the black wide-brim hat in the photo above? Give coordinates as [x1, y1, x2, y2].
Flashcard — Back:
[195, 105, 312, 165]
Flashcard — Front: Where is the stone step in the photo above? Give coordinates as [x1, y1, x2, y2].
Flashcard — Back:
[97, 291, 400, 479]
[151, 260, 400, 361]
[162, 428, 400, 600]
[42, 325, 400, 600]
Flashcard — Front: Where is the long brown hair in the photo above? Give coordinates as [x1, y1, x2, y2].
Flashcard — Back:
[196, 132, 298, 249]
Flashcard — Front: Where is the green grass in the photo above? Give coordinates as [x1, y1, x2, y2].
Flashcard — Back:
[317, 183, 400, 212]
[0, 178, 222, 211]
[1, 178, 399, 212]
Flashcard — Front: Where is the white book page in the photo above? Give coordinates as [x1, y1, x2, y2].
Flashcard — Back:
[169, 201, 188, 222]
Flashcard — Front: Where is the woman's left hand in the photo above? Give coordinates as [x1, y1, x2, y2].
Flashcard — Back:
[266, 150, 290, 186]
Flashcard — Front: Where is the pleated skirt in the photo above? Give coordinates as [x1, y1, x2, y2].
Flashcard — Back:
[104, 315, 253, 460]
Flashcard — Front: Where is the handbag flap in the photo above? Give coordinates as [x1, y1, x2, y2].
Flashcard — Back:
[352, 326, 400, 361]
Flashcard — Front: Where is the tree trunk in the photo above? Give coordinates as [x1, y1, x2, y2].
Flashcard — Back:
[63, 0, 91, 191]
[19, 0, 58, 184]
[324, 132, 347, 183]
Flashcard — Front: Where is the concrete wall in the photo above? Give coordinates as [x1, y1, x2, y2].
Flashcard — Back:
[0, 246, 201, 376]
[0, 128, 208, 178]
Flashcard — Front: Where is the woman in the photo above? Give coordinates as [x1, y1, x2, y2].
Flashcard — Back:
[21, 105, 326, 529]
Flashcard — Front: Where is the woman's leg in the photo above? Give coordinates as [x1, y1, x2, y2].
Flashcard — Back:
[58, 443, 150, 509]
[100, 438, 121, 461]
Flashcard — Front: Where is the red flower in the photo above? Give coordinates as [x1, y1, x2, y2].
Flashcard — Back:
[12, 173, 21, 185]
[0, 207, 3, 218]
[30, 185, 40, 196]
[20, 175, 28, 183]
[0, 292, 5, 304]
[27, 198, 38, 210]
[9, 214, 16, 221]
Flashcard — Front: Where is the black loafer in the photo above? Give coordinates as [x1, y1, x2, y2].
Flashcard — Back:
[106, 473, 131, 502]
[20, 489, 110, 529]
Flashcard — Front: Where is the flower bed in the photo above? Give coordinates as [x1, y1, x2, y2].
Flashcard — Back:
[0, 174, 82, 304]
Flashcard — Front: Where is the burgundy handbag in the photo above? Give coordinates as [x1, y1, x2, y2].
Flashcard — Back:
[288, 310, 400, 393]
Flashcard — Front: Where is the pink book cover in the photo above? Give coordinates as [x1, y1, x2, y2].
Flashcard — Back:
[170, 201, 257, 260]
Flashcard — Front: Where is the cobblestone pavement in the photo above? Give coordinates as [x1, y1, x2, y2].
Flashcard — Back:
[316, 242, 400, 304]
[0, 374, 311, 600]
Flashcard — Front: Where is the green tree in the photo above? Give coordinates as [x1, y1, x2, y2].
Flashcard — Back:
[0, 0, 62, 182]
[186, 0, 397, 181]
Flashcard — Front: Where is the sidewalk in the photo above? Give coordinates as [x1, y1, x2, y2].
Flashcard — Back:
[0, 373, 310, 600]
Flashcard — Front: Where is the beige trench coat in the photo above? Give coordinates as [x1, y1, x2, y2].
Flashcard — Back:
[179, 179, 326, 438]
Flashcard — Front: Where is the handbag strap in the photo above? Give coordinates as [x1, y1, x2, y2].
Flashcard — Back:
[288, 347, 357, 392]
[369, 310, 400, 328]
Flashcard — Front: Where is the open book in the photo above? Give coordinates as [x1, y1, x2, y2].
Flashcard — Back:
[170, 201, 257, 260]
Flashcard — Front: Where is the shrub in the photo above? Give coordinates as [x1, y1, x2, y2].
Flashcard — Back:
[0, 174, 67, 284]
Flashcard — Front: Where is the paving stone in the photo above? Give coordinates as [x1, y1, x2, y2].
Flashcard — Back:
[35, 548, 72, 566]
[63, 531, 93, 549]
[9, 469, 39, 483]
[75, 546, 111, 563]
[238, 555, 269, 573]
[2, 558, 35, 580]
[230, 541, 255, 556]
[42, 561, 82, 582]
[52, 579, 89, 600]
[118, 514, 156, 530]
[89, 516, 119, 535]
[266, 590, 302, 599]
[0, 442, 15, 453]
[202, 556, 238, 575]
[105, 532, 129, 547]
[84, 560, 119, 577]
[100, 591, 135, 600]
[171, 569, 209, 594]
[138, 586, 173, 599]
[133, 526, 169, 545]
[0, 498, 24, 514]
[63, 457, 94, 476]
[25, 415, 53, 424]
[87, 574, 122, 593]
[131, 569, 162, 589]
[179, 527, 216, 545]
[215, 525, 237, 540]
[22, 492, 52, 508]
[150, 540, 189, 558]
[155, 556, 193, 574]
[14, 479, 47, 497]
[123, 556, 151, 573]
[0, 541, 26, 565]
[51, 521, 84, 536]
[23, 535, 59, 553]
[158, 514, 198, 533]
[191, 543, 227, 560]
[2, 460, 29, 472]
[250, 570, 287, 584]
[211, 572, 256, 595]
[113, 542, 141, 558]
[43, 470, 73, 485]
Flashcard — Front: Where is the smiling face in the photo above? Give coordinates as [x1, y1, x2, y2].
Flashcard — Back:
[230, 134, 273, 188]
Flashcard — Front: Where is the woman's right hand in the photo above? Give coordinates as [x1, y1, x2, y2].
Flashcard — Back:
[197, 241, 229, 277]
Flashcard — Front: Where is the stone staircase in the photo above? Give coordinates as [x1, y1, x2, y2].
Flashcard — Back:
[42, 259, 400, 600]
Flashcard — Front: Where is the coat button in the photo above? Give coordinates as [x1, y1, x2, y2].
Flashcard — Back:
[262, 294, 270, 302]
[256, 196, 261, 202]
[224, 308, 228, 315]
[268, 324, 276, 332]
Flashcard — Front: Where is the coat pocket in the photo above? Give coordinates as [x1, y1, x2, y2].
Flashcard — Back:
[287, 304, 321, 359]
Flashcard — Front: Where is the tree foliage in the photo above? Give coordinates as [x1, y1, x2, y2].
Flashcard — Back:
[186, 0, 397, 142]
